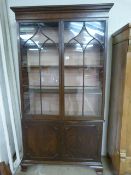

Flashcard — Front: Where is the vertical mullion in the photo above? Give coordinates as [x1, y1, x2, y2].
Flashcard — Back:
[39, 49, 42, 115]
[59, 20, 64, 119]
[102, 20, 108, 118]
[59, 21, 62, 117]
[82, 22, 85, 117]
[82, 50, 85, 117]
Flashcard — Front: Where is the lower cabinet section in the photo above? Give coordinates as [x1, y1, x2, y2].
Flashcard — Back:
[23, 122, 61, 160]
[63, 123, 102, 161]
[23, 121, 102, 162]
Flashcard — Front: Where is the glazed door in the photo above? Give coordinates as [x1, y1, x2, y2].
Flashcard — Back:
[64, 21, 105, 120]
[20, 22, 60, 119]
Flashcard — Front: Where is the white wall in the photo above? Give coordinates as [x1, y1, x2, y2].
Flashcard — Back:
[7, 0, 131, 155]
[0, 0, 22, 171]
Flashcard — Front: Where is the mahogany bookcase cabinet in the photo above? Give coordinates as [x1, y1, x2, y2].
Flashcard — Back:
[11, 4, 113, 174]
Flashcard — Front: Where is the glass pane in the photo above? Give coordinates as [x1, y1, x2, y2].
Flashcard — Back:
[28, 67, 40, 87]
[65, 68, 83, 87]
[20, 22, 59, 115]
[20, 23, 58, 48]
[64, 22, 83, 43]
[84, 40, 103, 66]
[26, 47, 39, 66]
[65, 88, 83, 116]
[23, 88, 59, 115]
[41, 46, 59, 66]
[85, 22, 105, 44]
[20, 23, 37, 43]
[23, 87, 41, 114]
[84, 88, 102, 116]
[64, 43, 83, 66]
[41, 68, 59, 86]
[42, 93, 59, 115]
[84, 68, 101, 87]
[27, 67, 59, 87]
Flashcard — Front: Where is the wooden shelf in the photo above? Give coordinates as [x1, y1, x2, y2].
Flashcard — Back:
[22, 65, 59, 68]
[64, 65, 103, 68]
[23, 85, 102, 94]
[22, 65, 103, 69]
[64, 87, 102, 94]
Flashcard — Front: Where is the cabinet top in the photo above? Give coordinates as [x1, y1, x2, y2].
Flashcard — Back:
[113, 23, 131, 44]
[11, 3, 114, 20]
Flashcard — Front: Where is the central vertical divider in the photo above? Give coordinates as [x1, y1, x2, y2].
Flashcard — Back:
[59, 20, 64, 118]
[59, 20, 65, 158]
[39, 48, 42, 115]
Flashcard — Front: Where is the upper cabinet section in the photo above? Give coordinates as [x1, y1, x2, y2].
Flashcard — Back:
[11, 4, 113, 119]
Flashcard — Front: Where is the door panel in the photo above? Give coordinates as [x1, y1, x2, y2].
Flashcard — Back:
[23, 122, 61, 160]
[63, 21, 105, 118]
[20, 22, 60, 116]
[63, 122, 102, 161]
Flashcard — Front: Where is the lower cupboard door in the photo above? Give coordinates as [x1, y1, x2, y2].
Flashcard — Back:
[63, 123, 102, 162]
[23, 122, 61, 160]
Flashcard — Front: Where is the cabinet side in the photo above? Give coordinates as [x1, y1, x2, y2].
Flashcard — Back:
[107, 24, 131, 175]
[120, 28, 131, 174]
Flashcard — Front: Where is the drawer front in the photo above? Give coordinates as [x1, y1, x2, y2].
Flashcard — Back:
[23, 121, 61, 160]
[62, 122, 103, 162]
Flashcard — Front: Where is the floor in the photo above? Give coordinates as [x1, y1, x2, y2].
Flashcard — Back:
[16, 158, 114, 175]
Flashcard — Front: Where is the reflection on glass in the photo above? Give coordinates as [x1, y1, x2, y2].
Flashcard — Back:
[84, 88, 102, 116]
[20, 24, 36, 42]
[64, 21, 104, 48]
[85, 22, 105, 44]
[64, 22, 83, 43]
[65, 89, 82, 116]
[20, 23, 58, 47]
[74, 27, 93, 50]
